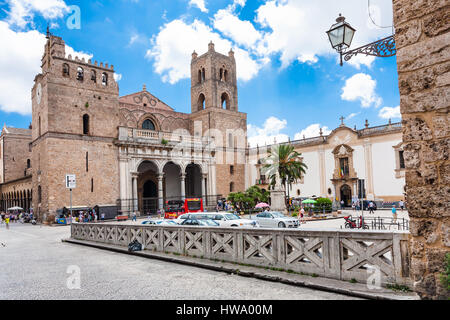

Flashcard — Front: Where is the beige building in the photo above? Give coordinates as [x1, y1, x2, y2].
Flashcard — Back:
[247, 120, 406, 206]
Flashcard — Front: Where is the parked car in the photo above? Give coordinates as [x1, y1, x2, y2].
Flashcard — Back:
[253, 211, 299, 228]
[142, 219, 178, 226]
[175, 212, 258, 228]
[180, 219, 220, 227]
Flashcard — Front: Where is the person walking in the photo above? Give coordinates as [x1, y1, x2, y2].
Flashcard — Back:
[368, 201, 375, 214]
[399, 200, 404, 212]
[5, 214, 10, 230]
[392, 205, 398, 224]
[298, 206, 305, 225]
[132, 211, 137, 222]
[101, 212, 105, 222]
[352, 202, 356, 211]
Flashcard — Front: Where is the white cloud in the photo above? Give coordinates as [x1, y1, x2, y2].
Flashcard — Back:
[254, 0, 393, 68]
[378, 106, 401, 119]
[213, 9, 262, 48]
[341, 73, 382, 108]
[114, 73, 122, 82]
[294, 124, 331, 140]
[146, 19, 263, 84]
[5, 0, 70, 29]
[346, 55, 376, 69]
[347, 112, 360, 120]
[189, 0, 208, 13]
[0, 21, 92, 115]
[64, 45, 93, 61]
[247, 116, 289, 147]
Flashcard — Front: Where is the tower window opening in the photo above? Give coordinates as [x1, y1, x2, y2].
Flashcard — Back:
[198, 93, 205, 111]
[202, 68, 205, 82]
[224, 70, 228, 82]
[198, 70, 202, 84]
[62, 63, 70, 77]
[91, 70, 97, 83]
[83, 114, 90, 135]
[221, 92, 230, 110]
[102, 72, 108, 86]
[77, 67, 84, 81]
[220, 68, 223, 81]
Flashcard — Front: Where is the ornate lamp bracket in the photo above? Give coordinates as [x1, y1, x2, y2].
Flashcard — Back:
[343, 35, 396, 63]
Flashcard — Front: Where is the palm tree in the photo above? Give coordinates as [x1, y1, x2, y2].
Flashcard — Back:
[262, 144, 308, 204]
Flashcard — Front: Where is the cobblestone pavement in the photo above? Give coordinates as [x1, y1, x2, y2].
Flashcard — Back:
[0, 224, 361, 300]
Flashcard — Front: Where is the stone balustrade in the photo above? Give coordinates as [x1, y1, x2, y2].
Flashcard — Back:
[118, 127, 211, 147]
[71, 223, 411, 286]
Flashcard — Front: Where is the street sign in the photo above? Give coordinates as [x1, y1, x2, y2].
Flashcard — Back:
[66, 174, 76, 189]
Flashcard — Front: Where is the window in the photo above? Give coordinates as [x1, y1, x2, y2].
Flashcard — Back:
[102, 73, 108, 86]
[197, 93, 205, 111]
[219, 68, 224, 81]
[339, 157, 349, 176]
[91, 70, 97, 83]
[91, 178, 94, 193]
[76, 67, 84, 81]
[230, 182, 234, 192]
[230, 165, 234, 175]
[86, 152, 89, 172]
[62, 63, 70, 77]
[399, 151, 405, 169]
[221, 93, 230, 110]
[198, 70, 202, 84]
[27, 159, 31, 169]
[83, 114, 89, 135]
[224, 70, 228, 82]
[142, 119, 156, 131]
[38, 117, 41, 136]
[202, 68, 205, 82]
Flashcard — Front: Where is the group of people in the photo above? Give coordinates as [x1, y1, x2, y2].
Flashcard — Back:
[0, 211, 34, 229]
[216, 199, 232, 212]
[71, 210, 105, 223]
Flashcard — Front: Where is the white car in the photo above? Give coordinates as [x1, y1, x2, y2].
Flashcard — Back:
[253, 211, 299, 228]
[142, 219, 178, 226]
[174, 212, 259, 228]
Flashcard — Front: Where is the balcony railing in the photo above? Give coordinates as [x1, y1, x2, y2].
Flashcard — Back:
[118, 127, 211, 147]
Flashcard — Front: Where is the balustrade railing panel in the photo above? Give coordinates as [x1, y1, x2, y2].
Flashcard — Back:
[71, 224, 411, 286]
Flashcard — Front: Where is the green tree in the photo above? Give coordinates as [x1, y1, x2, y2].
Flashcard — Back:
[262, 144, 308, 202]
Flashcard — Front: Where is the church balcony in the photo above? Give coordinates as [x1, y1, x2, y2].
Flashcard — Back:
[117, 127, 212, 150]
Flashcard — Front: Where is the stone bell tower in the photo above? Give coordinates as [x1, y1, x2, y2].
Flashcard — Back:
[189, 42, 247, 197]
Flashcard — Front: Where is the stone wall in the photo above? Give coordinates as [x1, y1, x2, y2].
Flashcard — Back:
[393, 0, 449, 299]
[1, 130, 32, 183]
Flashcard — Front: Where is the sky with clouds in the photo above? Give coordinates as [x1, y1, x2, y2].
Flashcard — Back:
[0, 0, 400, 146]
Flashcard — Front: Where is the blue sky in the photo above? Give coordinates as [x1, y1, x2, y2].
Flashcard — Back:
[0, 0, 400, 146]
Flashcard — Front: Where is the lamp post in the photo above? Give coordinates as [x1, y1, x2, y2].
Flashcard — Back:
[327, 14, 396, 66]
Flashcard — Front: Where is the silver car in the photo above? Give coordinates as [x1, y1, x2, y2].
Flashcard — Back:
[253, 211, 299, 228]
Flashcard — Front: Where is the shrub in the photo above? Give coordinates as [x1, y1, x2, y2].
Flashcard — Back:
[440, 253, 450, 293]
[161, 138, 169, 145]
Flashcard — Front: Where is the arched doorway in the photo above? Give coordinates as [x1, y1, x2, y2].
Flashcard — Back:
[340, 184, 352, 207]
[137, 161, 159, 215]
[163, 162, 181, 200]
[185, 163, 202, 197]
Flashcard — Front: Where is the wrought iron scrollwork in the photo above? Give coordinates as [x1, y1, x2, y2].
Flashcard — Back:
[343, 35, 396, 62]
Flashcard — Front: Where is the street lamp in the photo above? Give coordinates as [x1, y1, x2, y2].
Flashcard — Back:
[327, 13, 396, 66]
[326, 14, 356, 66]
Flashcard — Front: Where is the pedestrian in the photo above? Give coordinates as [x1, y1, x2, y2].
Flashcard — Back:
[369, 201, 375, 214]
[340, 200, 344, 209]
[298, 206, 305, 224]
[399, 200, 404, 212]
[352, 202, 356, 211]
[5, 214, 10, 230]
[101, 212, 105, 222]
[132, 211, 137, 222]
[392, 205, 398, 224]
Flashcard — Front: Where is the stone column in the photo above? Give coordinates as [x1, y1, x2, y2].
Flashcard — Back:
[180, 173, 186, 201]
[201, 173, 207, 209]
[157, 173, 164, 210]
[393, 0, 449, 300]
[132, 173, 138, 212]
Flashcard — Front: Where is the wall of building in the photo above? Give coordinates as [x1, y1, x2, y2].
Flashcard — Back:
[393, 0, 449, 299]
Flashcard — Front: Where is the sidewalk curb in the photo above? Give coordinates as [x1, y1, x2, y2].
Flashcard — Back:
[62, 238, 419, 301]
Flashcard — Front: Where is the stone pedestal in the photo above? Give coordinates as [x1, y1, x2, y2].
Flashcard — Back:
[270, 190, 286, 212]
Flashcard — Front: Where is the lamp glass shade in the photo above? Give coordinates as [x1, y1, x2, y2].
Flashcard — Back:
[343, 24, 356, 47]
[327, 23, 345, 49]
[327, 17, 356, 50]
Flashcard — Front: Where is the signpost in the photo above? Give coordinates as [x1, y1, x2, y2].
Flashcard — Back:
[358, 179, 366, 228]
[66, 174, 76, 219]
